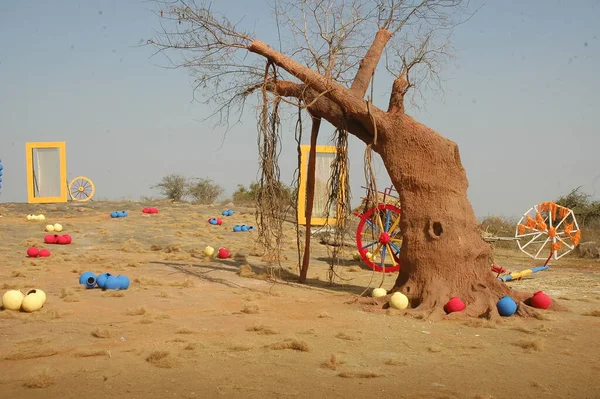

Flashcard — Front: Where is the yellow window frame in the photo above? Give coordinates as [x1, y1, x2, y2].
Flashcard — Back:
[26, 141, 68, 204]
[297, 145, 346, 226]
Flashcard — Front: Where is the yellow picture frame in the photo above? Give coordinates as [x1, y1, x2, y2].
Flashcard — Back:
[26, 142, 68, 204]
[297, 145, 346, 226]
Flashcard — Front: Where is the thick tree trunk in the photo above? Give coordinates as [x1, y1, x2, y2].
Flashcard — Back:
[374, 114, 523, 318]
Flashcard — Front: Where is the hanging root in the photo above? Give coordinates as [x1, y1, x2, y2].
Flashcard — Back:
[256, 61, 284, 274]
[323, 127, 352, 284]
[291, 100, 304, 275]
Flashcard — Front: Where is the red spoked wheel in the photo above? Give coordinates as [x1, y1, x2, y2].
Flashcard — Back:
[355, 204, 403, 273]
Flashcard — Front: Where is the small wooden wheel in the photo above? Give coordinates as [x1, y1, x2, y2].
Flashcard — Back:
[69, 176, 95, 202]
[355, 203, 403, 273]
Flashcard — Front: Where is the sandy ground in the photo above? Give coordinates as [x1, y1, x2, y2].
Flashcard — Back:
[0, 200, 599, 399]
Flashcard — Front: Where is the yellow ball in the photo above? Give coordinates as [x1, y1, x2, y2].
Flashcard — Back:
[25, 289, 46, 304]
[45, 224, 55, 232]
[26, 214, 33, 221]
[203, 246, 215, 257]
[37, 214, 45, 221]
[2, 290, 25, 311]
[21, 290, 46, 312]
[53, 223, 63, 232]
[366, 252, 373, 260]
[352, 252, 361, 261]
[371, 288, 387, 298]
[389, 292, 409, 310]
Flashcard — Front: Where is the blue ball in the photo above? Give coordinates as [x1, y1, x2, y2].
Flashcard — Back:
[110, 211, 119, 218]
[79, 271, 97, 288]
[117, 211, 128, 218]
[222, 210, 228, 216]
[227, 210, 234, 216]
[241, 225, 249, 232]
[96, 272, 113, 289]
[248, 226, 255, 232]
[233, 225, 241, 232]
[0, 163, 3, 170]
[117, 275, 130, 290]
[104, 275, 121, 290]
[209, 218, 218, 225]
[497, 296, 518, 317]
[0, 177, 3, 182]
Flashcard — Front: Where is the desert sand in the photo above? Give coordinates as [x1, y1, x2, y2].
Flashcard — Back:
[1, 200, 599, 399]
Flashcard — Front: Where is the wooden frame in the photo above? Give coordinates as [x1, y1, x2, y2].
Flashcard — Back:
[297, 145, 346, 226]
[26, 142, 68, 204]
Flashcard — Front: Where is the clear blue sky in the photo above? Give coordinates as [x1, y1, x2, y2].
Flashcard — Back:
[1, 0, 598, 219]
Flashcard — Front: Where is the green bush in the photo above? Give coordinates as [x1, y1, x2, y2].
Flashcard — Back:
[151, 174, 188, 201]
[555, 186, 600, 228]
[187, 178, 224, 204]
[233, 181, 295, 209]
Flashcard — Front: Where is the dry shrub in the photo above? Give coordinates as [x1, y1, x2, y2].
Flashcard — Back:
[321, 354, 344, 370]
[176, 327, 196, 334]
[514, 339, 545, 352]
[74, 350, 108, 358]
[23, 372, 54, 388]
[241, 304, 260, 314]
[246, 324, 278, 335]
[163, 242, 182, 253]
[335, 332, 361, 341]
[338, 371, 383, 379]
[267, 339, 309, 352]
[125, 307, 147, 316]
[150, 244, 163, 251]
[91, 328, 111, 338]
[583, 309, 600, 317]
[146, 351, 173, 368]
[5, 348, 58, 360]
[120, 238, 144, 252]
[237, 265, 267, 280]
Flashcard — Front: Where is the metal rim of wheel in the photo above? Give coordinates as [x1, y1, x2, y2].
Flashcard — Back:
[69, 176, 95, 202]
[515, 201, 581, 260]
[355, 203, 403, 273]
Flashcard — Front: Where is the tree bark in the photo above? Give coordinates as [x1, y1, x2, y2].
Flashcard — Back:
[299, 117, 321, 283]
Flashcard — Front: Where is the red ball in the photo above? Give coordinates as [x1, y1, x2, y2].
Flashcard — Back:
[142, 208, 150, 213]
[217, 248, 230, 259]
[216, 218, 223, 226]
[26, 247, 40, 258]
[44, 234, 58, 244]
[530, 291, 552, 309]
[38, 249, 51, 257]
[62, 234, 72, 244]
[56, 235, 69, 245]
[444, 297, 466, 313]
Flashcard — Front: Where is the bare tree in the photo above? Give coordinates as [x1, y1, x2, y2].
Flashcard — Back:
[148, 0, 538, 319]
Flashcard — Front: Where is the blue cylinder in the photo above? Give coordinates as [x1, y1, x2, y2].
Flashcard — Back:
[233, 225, 241, 232]
[79, 271, 97, 288]
[117, 275, 130, 290]
[104, 275, 121, 290]
[96, 272, 113, 289]
[110, 211, 119, 218]
[497, 296, 517, 317]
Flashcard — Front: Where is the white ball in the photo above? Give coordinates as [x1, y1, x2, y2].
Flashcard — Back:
[21, 290, 46, 312]
[389, 292, 409, 310]
[27, 214, 33, 221]
[2, 290, 25, 311]
[25, 289, 46, 305]
[45, 224, 55, 232]
[38, 214, 45, 221]
[372, 288, 387, 298]
[53, 223, 63, 232]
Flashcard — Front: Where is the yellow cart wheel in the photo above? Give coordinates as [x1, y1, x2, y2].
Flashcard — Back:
[69, 176, 95, 202]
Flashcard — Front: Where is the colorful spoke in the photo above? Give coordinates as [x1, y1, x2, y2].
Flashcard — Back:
[355, 204, 403, 273]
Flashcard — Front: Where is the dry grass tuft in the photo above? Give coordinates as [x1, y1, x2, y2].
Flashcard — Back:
[17, 337, 48, 346]
[60, 288, 80, 302]
[155, 312, 171, 320]
[125, 307, 147, 316]
[11, 270, 25, 277]
[23, 372, 54, 388]
[338, 371, 383, 379]
[335, 332, 361, 341]
[583, 309, 600, 317]
[145, 351, 173, 368]
[318, 311, 332, 318]
[134, 277, 164, 286]
[163, 242, 182, 253]
[513, 339, 545, 352]
[74, 350, 108, 358]
[463, 319, 497, 329]
[267, 339, 309, 352]
[511, 326, 536, 334]
[171, 279, 195, 288]
[229, 345, 253, 352]
[241, 304, 260, 314]
[91, 328, 111, 339]
[246, 324, 278, 335]
[5, 348, 59, 360]
[120, 238, 144, 252]
[184, 343, 197, 351]
[384, 358, 407, 366]
[321, 354, 344, 370]
[47, 309, 71, 319]
[176, 327, 196, 334]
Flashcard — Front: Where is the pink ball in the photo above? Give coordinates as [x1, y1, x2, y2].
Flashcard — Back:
[62, 234, 72, 244]
[217, 248, 230, 259]
[44, 234, 58, 244]
[26, 247, 40, 258]
[56, 235, 69, 245]
[216, 218, 223, 226]
[38, 249, 51, 257]
[530, 291, 552, 309]
[444, 297, 466, 313]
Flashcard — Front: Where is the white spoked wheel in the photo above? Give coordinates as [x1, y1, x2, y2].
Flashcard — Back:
[515, 201, 581, 260]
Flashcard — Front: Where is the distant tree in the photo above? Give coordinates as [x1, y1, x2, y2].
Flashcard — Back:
[233, 181, 294, 208]
[556, 187, 600, 227]
[187, 177, 224, 204]
[152, 174, 188, 201]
